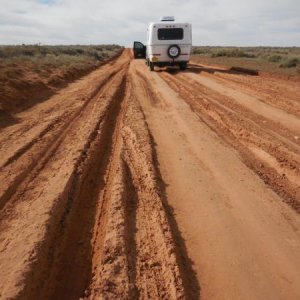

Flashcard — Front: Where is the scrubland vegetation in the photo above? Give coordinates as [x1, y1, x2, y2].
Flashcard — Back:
[192, 46, 300, 77]
[0, 44, 123, 116]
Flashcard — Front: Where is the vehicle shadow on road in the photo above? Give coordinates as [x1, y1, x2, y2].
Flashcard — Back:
[187, 64, 259, 76]
[149, 131, 201, 300]
[156, 64, 258, 76]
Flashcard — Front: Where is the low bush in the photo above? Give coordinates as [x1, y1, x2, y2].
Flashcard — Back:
[91, 51, 104, 60]
[0, 45, 123, 60]
[268, 55, 282, 63]
[211, 49, 226, 57]
[22, 49, 36, 56]
[193, 48, 205, 55]
[280, 58, 299, 68]
[211, 49, 255, 58]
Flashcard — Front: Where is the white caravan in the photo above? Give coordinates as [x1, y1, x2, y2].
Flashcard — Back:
[133, 16, 192, 71]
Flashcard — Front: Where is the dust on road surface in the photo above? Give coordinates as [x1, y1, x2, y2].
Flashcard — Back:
[0, 49, 300, 300]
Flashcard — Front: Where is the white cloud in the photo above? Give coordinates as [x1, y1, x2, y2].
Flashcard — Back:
[0, 0, 299, 46]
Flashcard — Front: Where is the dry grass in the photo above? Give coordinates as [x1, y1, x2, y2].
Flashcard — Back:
[0, 44, 123, 116]
[0, 44, 123, 81]
[192, 46, 300, 78]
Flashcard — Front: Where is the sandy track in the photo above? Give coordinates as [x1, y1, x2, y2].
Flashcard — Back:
[158, 70, 300, 212]
[0, 50, 300, 299]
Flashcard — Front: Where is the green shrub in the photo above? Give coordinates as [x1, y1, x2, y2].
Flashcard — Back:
[268, 55, 282, 62]
[211, 49, 227, 57]
[193, 48, 205, 55]
[40, 47, 51, 56]
[280, 58, 299, 68]
[91, 51, 104, 60]
[22, 49, 36, 56]
[0, 49, 6, 58]
[211, 49, 255, 58]
[76, 48, 84, 55]
[60, 48, 80, 56]
[0, 45, 122, 60]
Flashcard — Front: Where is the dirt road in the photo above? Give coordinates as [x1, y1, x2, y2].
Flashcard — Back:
[0, 49, 300, 299]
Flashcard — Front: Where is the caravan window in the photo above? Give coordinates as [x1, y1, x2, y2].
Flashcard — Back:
[157, 28, 183, 40]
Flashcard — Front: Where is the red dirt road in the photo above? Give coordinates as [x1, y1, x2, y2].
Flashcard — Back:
[0, 49, 300, 299]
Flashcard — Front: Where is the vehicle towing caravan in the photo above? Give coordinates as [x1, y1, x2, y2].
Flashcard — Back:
[133, 16, 192, 71]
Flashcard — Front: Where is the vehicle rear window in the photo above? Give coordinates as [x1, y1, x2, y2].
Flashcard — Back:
[157, 28, 183, 40]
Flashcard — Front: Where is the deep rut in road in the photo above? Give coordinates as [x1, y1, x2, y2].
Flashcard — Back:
[0, 51, 196, 299]
[132, 60, 300, 300]
[85, 69, 199, 299]
[159, 70, 300, 211]
[0, 59, 128, 211]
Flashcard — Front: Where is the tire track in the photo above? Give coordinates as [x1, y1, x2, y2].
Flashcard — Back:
[128, 67, 200, 299]
[0, 52, 197, 300]
[0, 60, 129, 299]
[30, 67, 129, 300]
[181, 71, 300, 143]
[133, 59, 300, 300]
[196, 67, 300, 117]
[0, 51, 129, 167]
[86, 71, 194, 299]
[0, 56, 128, 212]
[159, 70, 300, 212]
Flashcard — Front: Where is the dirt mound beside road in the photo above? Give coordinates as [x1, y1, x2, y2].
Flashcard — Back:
[0, 46, 123, 117]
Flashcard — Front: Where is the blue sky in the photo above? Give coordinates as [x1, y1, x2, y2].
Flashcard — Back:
[0, 0, 299, 46]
